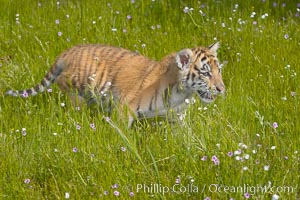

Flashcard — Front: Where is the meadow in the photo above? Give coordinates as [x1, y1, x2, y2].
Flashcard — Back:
[0, 0, 299, 199]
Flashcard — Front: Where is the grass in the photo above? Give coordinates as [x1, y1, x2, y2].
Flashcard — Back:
[0, 0, 299, 199]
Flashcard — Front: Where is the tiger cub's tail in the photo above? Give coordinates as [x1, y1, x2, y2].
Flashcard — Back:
[5, 62, 63, 97]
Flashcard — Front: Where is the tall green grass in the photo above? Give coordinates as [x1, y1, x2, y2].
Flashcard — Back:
[0, 0, 299, 199]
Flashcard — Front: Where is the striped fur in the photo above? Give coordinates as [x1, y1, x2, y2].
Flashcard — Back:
[6, 42, 225, 127]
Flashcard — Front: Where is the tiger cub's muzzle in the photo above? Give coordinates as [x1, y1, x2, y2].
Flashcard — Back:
[197, 82, 225, 103]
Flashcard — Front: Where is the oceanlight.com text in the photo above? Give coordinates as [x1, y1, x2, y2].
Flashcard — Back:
[209, 184, 297, 195]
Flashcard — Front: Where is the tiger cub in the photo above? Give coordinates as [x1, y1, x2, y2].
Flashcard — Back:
[6, 42, 225, 127]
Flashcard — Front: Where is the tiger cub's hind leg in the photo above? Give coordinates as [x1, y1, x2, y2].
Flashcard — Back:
[84, 81, 114, 113]
[68, 93, 85, 108]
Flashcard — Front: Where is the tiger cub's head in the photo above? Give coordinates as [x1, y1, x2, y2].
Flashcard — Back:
[176, 42, 225, 103]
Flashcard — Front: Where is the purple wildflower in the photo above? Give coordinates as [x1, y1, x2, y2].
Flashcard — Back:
[90, 123, 96, 130]
[273, 122, 278, 129]
[121, 146, 126, 152]
[47, 88, 52, 93]
[212, 155, 220, 165]
[129, 192, 134, 197]
[72, 147, 78, 153]
[105, 117, 110, 122]
[201, 156, 207, 161]
[58, 31, 62, 36]
[228, 152, 233, 157]
[112, 183, 119, 189]
[22, 91, 28, 98]
[244, 193, 250, 199]
[214, 159, 220, 165]
[55, 19, 60, 25]
[24, 179, 30, 184]
[22, 128, 26, 136]
[127, 15, 132, 20]
[284, 34, 289, 39]
[175, 177, 180, 184]
[114, 190, 120, 196]
[76, 124, 81, 130]
[183, 7, 189, 13]
[273, 2, 277, 7]
[253, 21, 257, 25]
[211, 155, 218, 161]
[104, 191, 109, 195]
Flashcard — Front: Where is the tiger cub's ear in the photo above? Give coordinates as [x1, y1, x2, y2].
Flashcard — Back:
[208, 42, 220, 56]
[175, 49, 194, 71]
